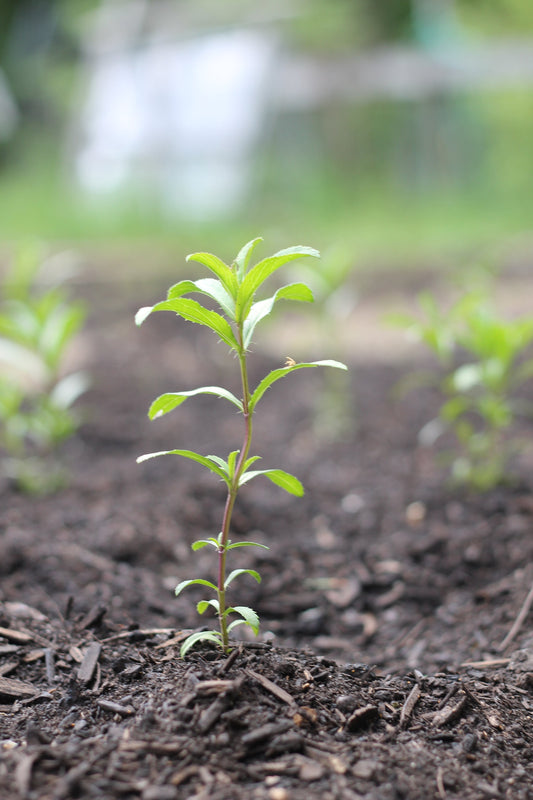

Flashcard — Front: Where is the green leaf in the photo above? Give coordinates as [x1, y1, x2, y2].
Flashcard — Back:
[226, 541, 269, 550]
[136, 298, 239, 351]
[40, 302, 86, 371]
[224, 568, 261, 590]
[226, 606, 260, 634]
[167, 278, 236, 319]
[180, 630, 223, 658]
[186, 251, 238, 297]
[236, 246, 320, 322]
[234, 237, 263, 281]
[137, 449, 230, 485]
[243, 455, 261, 471]
[50, 371, 90, 410]
[249, 359, 347, 412]
[191, 538, 220, 551]
[239, 468, 304, 496]
[197, 599, 220, 614]
[452, 363, 482, 392]
[242, 282, 314, 349]
[148, 386, 243, 419]
[135, 306, 154, 326]
[175, 578, 218, 596]
[205, 454, 230, 473]
[227, 449, 240, 478]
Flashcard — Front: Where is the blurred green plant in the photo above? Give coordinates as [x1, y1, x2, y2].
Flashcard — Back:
[393, 287, 533, 490]
[289, 242, 357, 440]
[0, 246, 89, 492]
[136, 237, 347, 656]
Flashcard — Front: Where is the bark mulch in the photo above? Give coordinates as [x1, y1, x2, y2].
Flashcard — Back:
[1, 275, 532, 799]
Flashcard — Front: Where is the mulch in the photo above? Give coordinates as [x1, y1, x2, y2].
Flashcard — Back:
[1, 273, 532, 799]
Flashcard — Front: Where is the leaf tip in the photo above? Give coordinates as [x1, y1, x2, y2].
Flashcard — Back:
[135, 306, 153, 326]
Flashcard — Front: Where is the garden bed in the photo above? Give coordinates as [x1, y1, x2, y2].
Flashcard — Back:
[1, 272, 532, 799]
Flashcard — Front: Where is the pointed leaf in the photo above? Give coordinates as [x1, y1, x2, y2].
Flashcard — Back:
[226, 541, 269, 550]
[227, 450, 240, 478]
[243, 282, 314, 348]
[243, 455, 261, 471]
[167, 278, 236, 318]
[234, 237, 263, 281]
[249, 360, 347, 412]
[205, 454, 230, 473]
[175, 578, 218, 597]
[236, 246, 320, 321]
[226, 606, 260, 634]
[165, 280, 198, 299]
[186, 251, 238, 297]
[240, 468, 304, 496]
[137, 449, 230, 485]
[197, 599, 220, 614]
[136, 298, 238, 350]
[135, 306, 154, 326]
[180, 630, 223, 658]
[191, 538, 220, 551]
[148, 387, 242, 419]
[224, 568, 261, 590]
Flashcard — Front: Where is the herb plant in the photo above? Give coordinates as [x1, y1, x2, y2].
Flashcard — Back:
[394, 288, 533, 490]
[136, 238, 347, 656]
[0, 247, 88, 492]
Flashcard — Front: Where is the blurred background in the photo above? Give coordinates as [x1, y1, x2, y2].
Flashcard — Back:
[1, 0, 533, 272]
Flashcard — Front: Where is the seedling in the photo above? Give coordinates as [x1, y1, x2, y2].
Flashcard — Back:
[394, 288, 533, 490]
[136, 238, 347, 656]
[0, 247, 88, 492]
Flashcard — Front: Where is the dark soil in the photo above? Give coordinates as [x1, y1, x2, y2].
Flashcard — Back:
[1, 274, 533, 800]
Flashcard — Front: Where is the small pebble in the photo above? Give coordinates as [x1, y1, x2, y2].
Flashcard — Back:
[405, 501, 426, 526]
[335, 694, 358, 713]
[268, 789, 289, 800]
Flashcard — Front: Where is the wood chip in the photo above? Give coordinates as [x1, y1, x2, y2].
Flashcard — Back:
[0, 626, 32, 644]
[246, 669, 296, 707]
[352, 758, 378, 779]
[77, 642, 102, 684]
[0, 644, 19, 655]
[44, 648, 55, 685]
[97, 699, 135, 717]
[170, 764, 199, 786]
[0, 661, 18, 677]
[77, 604, 107, 631]
[299, 759, 325, 781]
[15, 752, 38, 799]
[399, 683, 421, 729]
[431, 695, 468, 727]
[242, 721, 292, 748]
[345, 704, 379, 732]
[0, 676, 38, 698]
[198, 695, 228, 734]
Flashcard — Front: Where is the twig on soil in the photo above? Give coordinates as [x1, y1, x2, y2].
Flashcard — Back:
[100, 628, 176, 643]
[497, 579, 533, 652]
[44, 648, 55, 685]
[436, 766, 446, 799]
[399, 683, 421, 729]
[245, 669, 296, 708]
[460, 658, 510, 668]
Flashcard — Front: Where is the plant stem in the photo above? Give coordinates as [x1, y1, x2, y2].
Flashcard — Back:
[217, 329, 253, 651]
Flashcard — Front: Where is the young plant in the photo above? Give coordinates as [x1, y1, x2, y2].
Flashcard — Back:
[394, 288, 533, 490]
[0, 247, 89, 492]
[136, 238, 347, 656]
